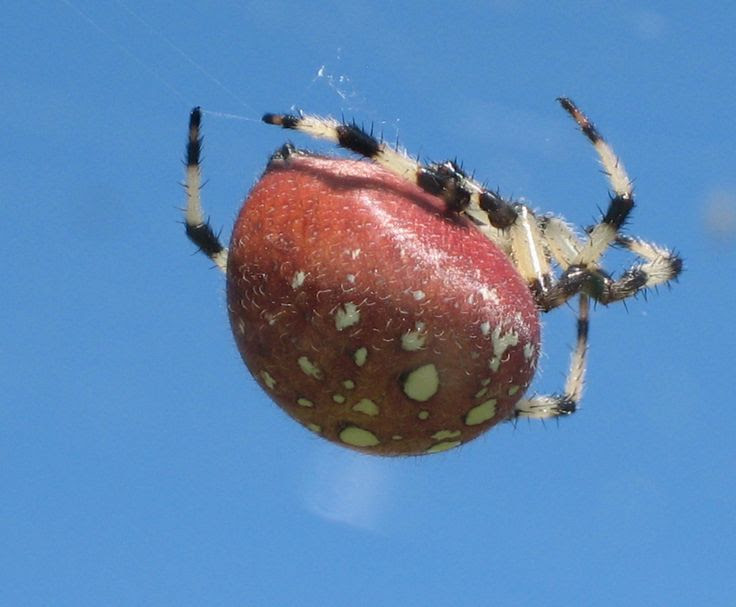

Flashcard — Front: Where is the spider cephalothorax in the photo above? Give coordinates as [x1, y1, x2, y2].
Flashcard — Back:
[183, 99, 681, 456]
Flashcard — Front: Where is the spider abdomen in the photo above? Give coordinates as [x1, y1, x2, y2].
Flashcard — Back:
[226, 153, 540, 455]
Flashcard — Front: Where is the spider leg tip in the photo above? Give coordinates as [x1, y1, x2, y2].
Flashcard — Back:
[557, 97, 576, 111]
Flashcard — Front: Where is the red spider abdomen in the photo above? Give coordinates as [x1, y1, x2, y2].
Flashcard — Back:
[227, 154, 540, 455]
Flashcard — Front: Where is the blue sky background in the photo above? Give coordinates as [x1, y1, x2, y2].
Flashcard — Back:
[3, 2, 736, 605]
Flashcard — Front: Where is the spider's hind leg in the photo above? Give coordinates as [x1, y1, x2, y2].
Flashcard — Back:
[513, 294, 589, 420]
[184, 107, 228, 272]
[262, 112, 521, 232]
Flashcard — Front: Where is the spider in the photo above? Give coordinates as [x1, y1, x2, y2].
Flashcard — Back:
[183, 98, 682, 456]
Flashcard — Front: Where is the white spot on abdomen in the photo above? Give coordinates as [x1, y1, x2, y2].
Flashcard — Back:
[298, 356, 323, 379]
[353, 347, 368, 367]
[401, 321, 427, 351]
[291, 271, 306, 289]
[478, 286, 500, 305]
[335, 302, 360, 330]
[260, 370, 276, 389]
[489, 327, 519, 372]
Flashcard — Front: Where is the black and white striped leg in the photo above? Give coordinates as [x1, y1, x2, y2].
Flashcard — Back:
[593, 236, 683, 303]
[262, 112, 567, 292]
[532, 216, 607, 310]
[532, 216, 593, 309]
[514, 294, 590, 420]
[558, 97, 635, 267]
[184, 107, 228, 272]
[534, 215, 683, 308]
[496, 98, 639, 308]
[262, 112, 520, 231]
[261, 112, 576, 291]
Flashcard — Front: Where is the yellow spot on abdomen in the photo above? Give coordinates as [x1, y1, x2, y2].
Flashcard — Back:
[465, 399, 497, 426]
[402, 363, 440, 401]
[339, 426, 380, 447]
[260, 371, 276, 389]
[352, 399, 379, 416]
[426, 440, 462, 454]
[431, 429, 462, 440]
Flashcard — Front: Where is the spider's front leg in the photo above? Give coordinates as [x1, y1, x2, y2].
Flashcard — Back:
[510, 98, 636, 312]
[558, 97, 635, 268]
[526, 221, 683, 310]
[597, 236, 683, 303]
[529, 99, 683, 310]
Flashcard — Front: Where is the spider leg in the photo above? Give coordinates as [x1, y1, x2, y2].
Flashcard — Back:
[263, 112, 570, 293]
[262, 113, 520, 231]
[265, 104, 682, 312]
[592, 236, 683, 303]
[507, 206, 556, 297]
[184, 107, 228, 272]
[558, 97, 634, 267]
[514, 294, 589, 419]
[533, 215, 683, 308]
[491, 96, 638, 307]
[540, 216, 583, 269]
[531, 215, 599, 311]
[525, 100, 683, 311]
